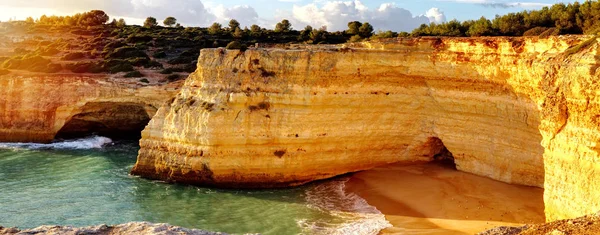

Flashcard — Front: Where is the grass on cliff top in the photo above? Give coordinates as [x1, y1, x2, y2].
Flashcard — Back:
[564, 35, 598, 57]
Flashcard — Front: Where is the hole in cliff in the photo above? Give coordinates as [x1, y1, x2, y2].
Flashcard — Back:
[427, 137, 456, 169]
[55, 102, 153, 140]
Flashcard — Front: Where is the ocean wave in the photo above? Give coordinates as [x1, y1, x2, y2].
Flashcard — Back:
[0, 136, 113, 150]
[299, 177, 392, 235]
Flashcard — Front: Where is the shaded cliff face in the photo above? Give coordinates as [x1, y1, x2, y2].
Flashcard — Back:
[0, 75, 181, 143]
[132, 36, 600, 221]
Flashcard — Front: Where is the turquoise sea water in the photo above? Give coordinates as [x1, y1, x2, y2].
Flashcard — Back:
[0, 137, 389, 235]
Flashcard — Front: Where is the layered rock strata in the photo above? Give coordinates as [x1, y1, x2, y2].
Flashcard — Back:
[131, 36, 600, 221]
[0, 222, 226, 235]
[0, 75, 181, 142]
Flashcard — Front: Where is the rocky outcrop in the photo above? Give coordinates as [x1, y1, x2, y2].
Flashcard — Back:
[131, 36, 600, 221]
[479, 212, 600, 235]
[0, 75, 181, 143]
[0, 222, 226, 235]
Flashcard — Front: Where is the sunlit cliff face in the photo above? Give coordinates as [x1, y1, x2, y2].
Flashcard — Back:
[129, 36, 600, 222]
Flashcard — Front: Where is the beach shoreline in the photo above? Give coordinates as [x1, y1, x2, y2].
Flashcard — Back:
[344, 162, 545, 235]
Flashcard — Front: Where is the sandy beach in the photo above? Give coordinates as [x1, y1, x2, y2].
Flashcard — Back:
[345, 162, 545, 235]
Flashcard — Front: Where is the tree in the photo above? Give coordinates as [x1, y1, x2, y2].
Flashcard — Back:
[78, 10, 109, 26]
[298, 25, 313, 41]
[116, 18, 126, 27]
[163, 17, 177, 27]
[358, 22, 374, 38]
[144, 17, 158, 28]
[466, 17, 493, 36]
[275, 19, 292, 33]
[233, 27, 244, 38]
[250, 24, 262, 37]
[208, 22, 222, 35]
[229, 19, 240, 31]
[25, 17, 34, 24]
[347, 21, 362, 35]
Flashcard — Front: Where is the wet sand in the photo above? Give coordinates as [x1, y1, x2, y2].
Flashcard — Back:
[345, 162, 545, 235]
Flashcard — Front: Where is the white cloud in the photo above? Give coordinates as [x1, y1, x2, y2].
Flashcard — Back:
[426, 8, 446, 24]
[282, 0, 441, 32]
[211, 5, 259, 27]
[0, 0, 446, 31]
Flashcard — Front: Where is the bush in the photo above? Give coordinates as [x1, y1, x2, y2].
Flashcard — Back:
[126, 57, 151, 66]
[126, 34, 152, 43]
[107, 63, 134, 73]
[39, 47, 61, 56]
[144, 60, 163, 69]
[160, 68, 174, 74]
[105, 46, 148, 60]
[167, 56, 194, 65]
[61, 52, 86, 60]
[166, 74, 180, 81]
[44, 63, 63, 73]
[124, 71, 144, 78]
[153, 51, 167, 58]
[66, 62, 104, 73]
[139, 78, 150, 83]
[226, 41, 243, 50]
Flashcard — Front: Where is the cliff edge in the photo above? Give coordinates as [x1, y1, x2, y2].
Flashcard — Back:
[131, 36, 600, 221]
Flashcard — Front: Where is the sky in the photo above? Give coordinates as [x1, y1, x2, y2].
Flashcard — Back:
[0, 0, 578, 32]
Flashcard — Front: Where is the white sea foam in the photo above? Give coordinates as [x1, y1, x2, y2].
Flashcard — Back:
[0, 136, 113, 150]
[299, 177, 392, 235]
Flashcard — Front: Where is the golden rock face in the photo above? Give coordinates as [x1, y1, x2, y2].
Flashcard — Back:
[130, 36, 598, 221]
[0, 75, 181, 142]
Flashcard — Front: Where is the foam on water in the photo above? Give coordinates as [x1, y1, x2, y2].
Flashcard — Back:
[299, 177, 392, 235]
[0, 136, 113, 150]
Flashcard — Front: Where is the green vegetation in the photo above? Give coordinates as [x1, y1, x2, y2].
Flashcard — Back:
[163, 17, 177, 27]
[124, 71, 144, 78]
[226, 41, 244, 50]
[412, 1, 600, 36]
[1, 1, 598, 77]
[144, 17, 158, 28]
[61, 52, 86, 60]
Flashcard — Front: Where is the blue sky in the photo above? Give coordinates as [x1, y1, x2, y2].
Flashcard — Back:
[0, 0, 578, 32]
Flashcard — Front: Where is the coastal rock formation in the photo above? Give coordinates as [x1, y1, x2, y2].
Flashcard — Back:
[131, 36, 600, 221]
[0, 222, 226, 235]
[479, 212, 600, 235]
[0, 75, 181, 142]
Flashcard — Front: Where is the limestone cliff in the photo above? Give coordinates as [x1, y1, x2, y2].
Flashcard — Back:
[131, 36, 600, 221]
[0, 75, 181, 143]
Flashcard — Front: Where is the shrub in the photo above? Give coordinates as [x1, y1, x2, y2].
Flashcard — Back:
[126, 57, 151, 66]
[226, 41, 243, 50]
[124, 71, 144, 78]
[107, 63, 134, 73]
[126, 34, 153, 44]
[139, 78, 150, 83]
[167, 56, 194, 65]
[39, 47, 61, 56]
[105, 46, 148, 60]
[61, 52, 86, 60]
[160, 68, 174, 74]
[153, 51, 167, 58]
[144, 60, 163, 69]
[66, 62, 104, 73]
[166, 74, 180, 81]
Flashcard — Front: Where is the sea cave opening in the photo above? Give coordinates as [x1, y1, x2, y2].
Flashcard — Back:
[55, 102, 154, 140]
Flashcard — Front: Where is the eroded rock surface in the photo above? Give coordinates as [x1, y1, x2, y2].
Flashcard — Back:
[0, 222, 226, 235]
[129, 36, 599, 221]
[0, 75, 181, 142]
